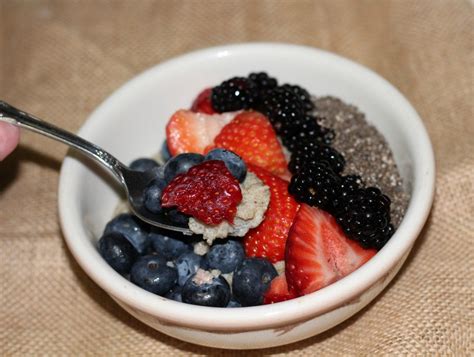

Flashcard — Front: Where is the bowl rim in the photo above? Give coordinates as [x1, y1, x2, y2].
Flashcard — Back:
[58, 42, 435, 330]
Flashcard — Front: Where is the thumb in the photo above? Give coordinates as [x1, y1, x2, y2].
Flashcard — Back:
[0, 122, 20, 161]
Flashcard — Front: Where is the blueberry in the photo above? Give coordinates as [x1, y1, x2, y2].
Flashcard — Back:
[143, 179, 166, 214]
[98, 232, 138, 274]
[104, 214, 150, 254]
[149, 230, 193, 260]
[205, 239, 245, 274]
[165, 286, 183, 302]
[163, 208, 189, 227]
[204, 148, 247, 182]
[164, 153, 204, 184]
[132, 167, 165, 208]
[150, 165, 166, 180]
[161, 140, 172, 162]
[232, 257, 277, 306]
[175, 252, 207, 286]
[182, 269, 231, 307]
[130, 255, 178, 296]
[130, 158, 160, 172]
[226, 299, 242, 308]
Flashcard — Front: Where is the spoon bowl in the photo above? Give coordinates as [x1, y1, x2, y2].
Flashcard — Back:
[0, 100, 192, 235]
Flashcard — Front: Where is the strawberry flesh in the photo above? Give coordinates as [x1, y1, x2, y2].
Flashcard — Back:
[210, 111, 288, 176]
[263, 274, 298, 304]
[243, 165, 300, 263]
[191, 88, 216, 114]
[166, 110, 234, 156]
[285, 204, 377, 296]
[161, 160, 242, 225]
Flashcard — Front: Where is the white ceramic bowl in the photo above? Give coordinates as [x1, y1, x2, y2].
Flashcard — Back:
[58, 43, 435, 349]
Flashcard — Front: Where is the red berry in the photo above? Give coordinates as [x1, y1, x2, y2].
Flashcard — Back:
[166, 110, 234, 156]
[210, 111, 289, 176]
[263, 274, 298, 304]
[191, 88, 216, 114]
[243, 165, 300, 263]
[161, 160, 242, 225]
[285, 204, 377, 296]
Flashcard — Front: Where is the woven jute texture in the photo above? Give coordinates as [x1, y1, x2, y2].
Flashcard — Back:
[1, 0, 473, 355]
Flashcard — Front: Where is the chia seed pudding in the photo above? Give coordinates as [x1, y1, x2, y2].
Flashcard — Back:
[313, 96, 409, 227]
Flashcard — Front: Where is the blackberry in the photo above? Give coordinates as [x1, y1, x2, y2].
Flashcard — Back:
[278, 114, 336, 152]
[280, 84, 314, 112]
[259, 87, 305, 133]
[340, 175, 364, 197]
[286, 125, 335, 152]
[288, 162, 342, 212]
[280, 115, 323, 150]
[289, 144, 345, 174]
[319, 126, 336, 145]
[334, 187, 394, 250]
[211, 77, 258, 112]
[248, 72, 278, 106]
[332, 175, 364, 209]
[248, 72, 278, 92]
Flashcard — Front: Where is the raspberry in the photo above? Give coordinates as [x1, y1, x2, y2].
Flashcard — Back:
[191, 88, 216, 114]
[161, 160, 242, 225]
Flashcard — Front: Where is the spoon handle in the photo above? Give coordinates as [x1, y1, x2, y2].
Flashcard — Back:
[0, 100, 126, 182]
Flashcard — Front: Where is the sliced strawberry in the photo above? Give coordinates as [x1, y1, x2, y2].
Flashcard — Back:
[285, 204, 377, 296]
[166, 110, 234, 156]
[263, 274, 298, 304]
[210, 111, 288, 176]
[161, 160, 242, 225]
[190, 88, 216, 114]
[243, 165, 300, 263]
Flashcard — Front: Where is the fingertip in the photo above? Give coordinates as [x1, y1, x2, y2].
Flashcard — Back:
[0, 122, 20, 161]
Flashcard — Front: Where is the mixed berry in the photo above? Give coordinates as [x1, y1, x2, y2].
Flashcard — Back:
[161, 160, 242, 225]
[98, 72, 398, 308]
[207, 73, 393, 249]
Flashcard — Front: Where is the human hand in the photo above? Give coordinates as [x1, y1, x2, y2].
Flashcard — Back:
[0, 122, 20, 161]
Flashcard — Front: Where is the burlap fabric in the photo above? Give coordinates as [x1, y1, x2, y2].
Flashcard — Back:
[1, 0, 472, 355]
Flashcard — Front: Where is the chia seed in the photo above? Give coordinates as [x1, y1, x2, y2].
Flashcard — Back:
[313, 96, 410, 227]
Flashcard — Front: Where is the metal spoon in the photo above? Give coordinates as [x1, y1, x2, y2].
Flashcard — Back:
[0, 100, 193, 235]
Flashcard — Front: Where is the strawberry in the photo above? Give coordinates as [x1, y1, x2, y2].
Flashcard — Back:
[243, 165, 300, 263]
[161, 160, 242, 225]
[166, 110, 234, 156]
[263, 274, 298, 304]
[285, 204, 377, 296]
[210, 111, 288, 176]
[190, 88, 216, 114]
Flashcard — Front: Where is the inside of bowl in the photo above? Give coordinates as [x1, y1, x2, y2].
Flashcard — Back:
[68, 47, 418, 247]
